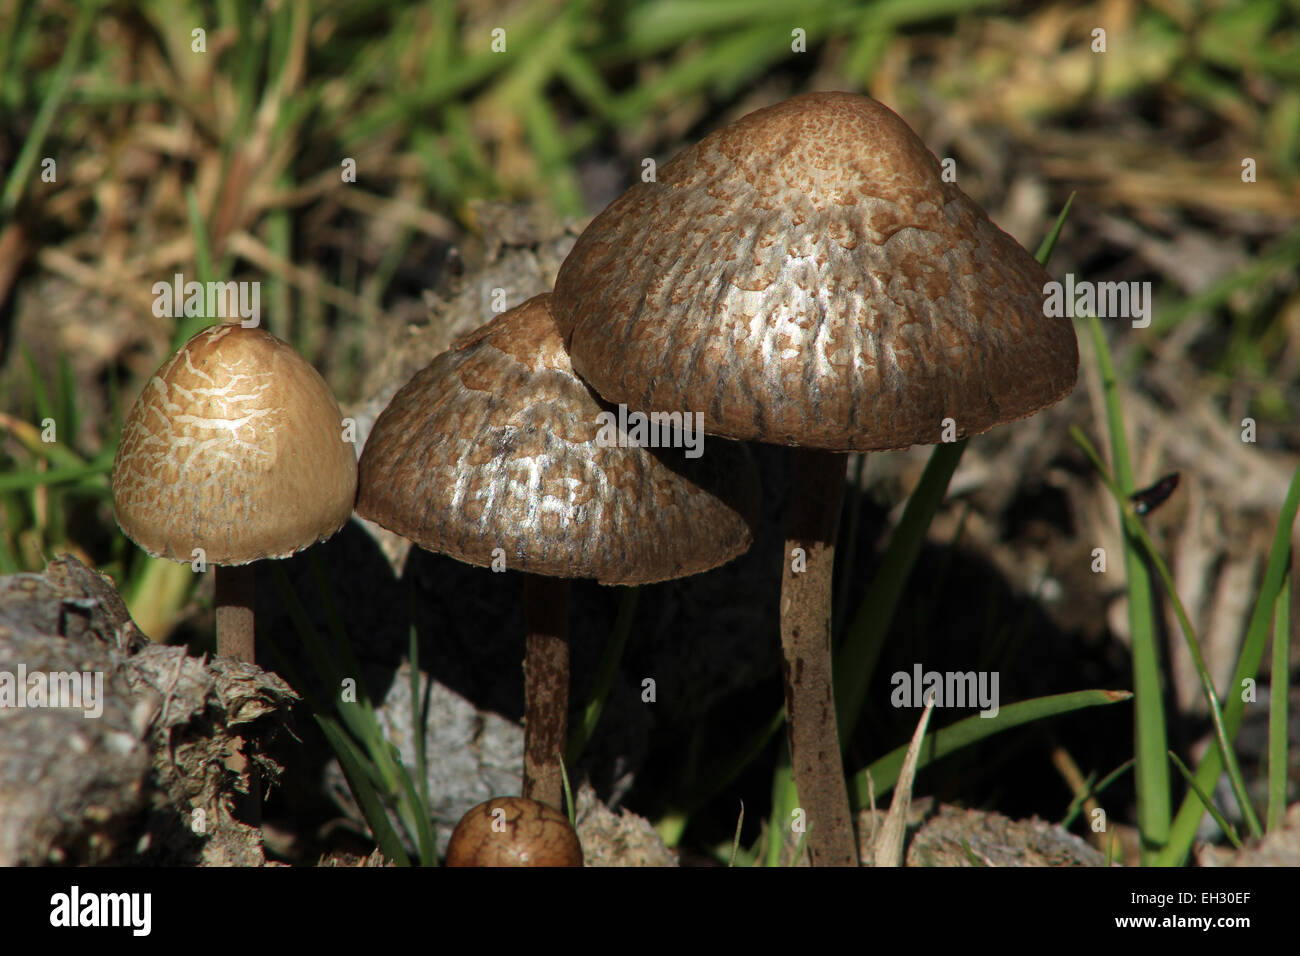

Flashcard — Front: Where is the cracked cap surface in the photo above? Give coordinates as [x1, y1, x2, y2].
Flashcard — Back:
[551, 91, 1079, 452]
[112, 323, 358, 565]
[356, 294, 759, 585]
[445, 796, 583, 867]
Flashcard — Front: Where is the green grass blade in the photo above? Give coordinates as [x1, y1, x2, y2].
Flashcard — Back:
[1083, 313, 1169, 860]
[174, 187, 217, 347]
[1034, 191, 1075, 263]
[847, 689, 1132, 807]
[0, 463, 107, 492]
[728, 802, 744, 867]
[1060, 758, 1135, 829]
[1168, 751, 1242, 851]
[317, 715, 411, 866]
[20, 345, 55, 426]
[560, 758, 575, 826]
[408, 613, 431, 825]
[1268, 567, 1290, 832]
[390, 755, 437, 865]
[765, 750, 796, 867]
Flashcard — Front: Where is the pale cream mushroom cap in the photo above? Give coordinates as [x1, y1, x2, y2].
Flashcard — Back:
[112, 323, 358, 565]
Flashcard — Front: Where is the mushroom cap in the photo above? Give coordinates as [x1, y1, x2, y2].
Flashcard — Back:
[355, 295, 758, 586]
[445, 796, 583, 867]
[551, 91, 1078, 452]
[112, 323, 358, 565]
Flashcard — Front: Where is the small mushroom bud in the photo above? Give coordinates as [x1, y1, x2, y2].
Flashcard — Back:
[445, 796, 583, 867]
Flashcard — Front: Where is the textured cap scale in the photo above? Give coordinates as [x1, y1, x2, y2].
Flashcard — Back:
[356, 295, 758, 586]
[112, 323, 357, 565]
[551, 91, 1079, 451]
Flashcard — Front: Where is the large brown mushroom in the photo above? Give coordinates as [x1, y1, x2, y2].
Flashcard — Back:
[356, 294, 759, 810]
[112, 323, 357, 664]
[550, 91, 1078, 864]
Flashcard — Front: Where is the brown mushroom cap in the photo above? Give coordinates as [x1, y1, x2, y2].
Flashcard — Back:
[445, 796, 583, 867]
[112, 323, 358, 565]
[355, 294, 758, 586]
[551, 91, 1078, 452]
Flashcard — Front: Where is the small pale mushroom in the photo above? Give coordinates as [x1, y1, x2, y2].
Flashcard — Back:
[550, 91, 1079, 865]
[355, 294, 759, 811]
[112, 323, 357, 664]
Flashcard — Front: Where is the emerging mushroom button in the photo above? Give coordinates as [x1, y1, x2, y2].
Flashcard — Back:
[445, 796, 583, 867]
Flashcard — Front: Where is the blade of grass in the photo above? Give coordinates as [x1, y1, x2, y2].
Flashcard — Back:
[0, 411, 93, 471]
[765, 748, 795, 867]
[847, 689, 1133, 806]
[408, 615, 430, 825]
[1061, 758, 1134, 829]
[19, 346, 55, 426]
[1268, 566, 1290, 832]
[728, 802, 744, 867]
[317, 716, 411, 866]
[0, 463, 108, 492]
[560, 759, 575, 826]
[174, 187, 217, 347]
[1035, 191, 1075, 263]
[1168, 751, 1242, 851]
[1082, 312, 1169, 861]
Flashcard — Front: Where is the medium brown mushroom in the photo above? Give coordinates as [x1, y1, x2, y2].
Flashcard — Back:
[550, 91, 1078, 865]
[112, 323, 357, 664]
[445, 796, 583, 867]
[356, 294, 759, 811]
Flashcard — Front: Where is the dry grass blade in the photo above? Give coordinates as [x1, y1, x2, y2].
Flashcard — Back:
[873, 698, 935, 868]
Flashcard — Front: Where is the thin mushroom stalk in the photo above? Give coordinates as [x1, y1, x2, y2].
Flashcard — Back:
[214, 564, 256, 663]
[522, 575, 571, 809]
[780, 448, 857, 865]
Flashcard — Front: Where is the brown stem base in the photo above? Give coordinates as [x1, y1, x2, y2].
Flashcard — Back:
[780, 448, 858, 866]
[522, 575, 571, 811]
[215, 563, 255, 664]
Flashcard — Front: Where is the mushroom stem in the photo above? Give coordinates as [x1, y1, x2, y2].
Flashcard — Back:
[522, 574, 572, 811]
[215, 563, 256, 663]
[780, 447, 857, 866]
